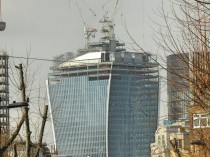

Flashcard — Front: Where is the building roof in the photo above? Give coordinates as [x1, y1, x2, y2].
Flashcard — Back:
[0, 50, 8, 57]
[75, 51, 101, 61]
[58, 52, 102, 69]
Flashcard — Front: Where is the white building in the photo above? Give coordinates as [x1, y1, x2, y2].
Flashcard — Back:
[151, 120, 189, 157]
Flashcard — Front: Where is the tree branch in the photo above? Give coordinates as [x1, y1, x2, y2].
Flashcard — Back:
[0, 114, 26, 156]
[33, 105, 48, 157]
[195, 0, 210, 5]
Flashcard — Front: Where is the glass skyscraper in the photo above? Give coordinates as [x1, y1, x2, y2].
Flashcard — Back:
[47, 16, 159, 157]
[167, 53, 189, 122]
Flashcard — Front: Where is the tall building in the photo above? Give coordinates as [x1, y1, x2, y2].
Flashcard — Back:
[47, 16, 159, 157]
[167, 53, 189, 122]
[0, 51, 9, 151]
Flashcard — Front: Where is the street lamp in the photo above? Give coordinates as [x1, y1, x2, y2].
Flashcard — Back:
[0, 101, 29, 109]
[0, 102, 28, 149]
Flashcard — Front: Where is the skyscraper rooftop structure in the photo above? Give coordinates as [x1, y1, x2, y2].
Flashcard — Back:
[47, 15, 159, 157]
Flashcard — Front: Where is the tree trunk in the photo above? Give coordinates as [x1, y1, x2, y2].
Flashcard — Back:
[33, 105, 48, 157]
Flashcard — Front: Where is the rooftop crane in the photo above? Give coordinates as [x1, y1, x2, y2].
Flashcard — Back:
[0, 0, 6, 31]
[100, 0, 122, 41]
[74, 0, 97, 49]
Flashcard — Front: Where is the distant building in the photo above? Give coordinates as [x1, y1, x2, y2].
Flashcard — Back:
[0, 51, 9, 157]
[151, 120, 190, 157]
[167, 53, 189, 122]
[47, 15, 159, 157]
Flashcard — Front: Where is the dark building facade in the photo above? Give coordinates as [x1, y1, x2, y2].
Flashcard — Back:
[167, 53, 189, 122]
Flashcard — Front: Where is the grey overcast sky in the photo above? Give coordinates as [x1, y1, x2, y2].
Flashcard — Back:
[0, 0, 166, 59]
[0, 0, 169, 90]
[0, 0, 170, 89]
[1, 0, 169, 144]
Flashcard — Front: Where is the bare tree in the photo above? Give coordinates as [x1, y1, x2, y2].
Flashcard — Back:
[154, 0, 210, 156]
[124, 0, 210, 156]
[0, 51, 50, 157]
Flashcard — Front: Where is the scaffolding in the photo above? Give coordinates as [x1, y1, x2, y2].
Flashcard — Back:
[0, 51, 9, 148]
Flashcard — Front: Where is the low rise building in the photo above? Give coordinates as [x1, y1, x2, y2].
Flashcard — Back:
[189, 106, 210, 157]
[151, 120, 190, 157]
[169, 128, 190, 157]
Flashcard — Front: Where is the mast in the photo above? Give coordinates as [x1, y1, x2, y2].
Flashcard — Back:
[100, 12, 115, 41]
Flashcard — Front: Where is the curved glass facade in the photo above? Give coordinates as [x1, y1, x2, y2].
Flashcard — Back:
[47, 52, 159, 157]
[48, 76, 108, 156]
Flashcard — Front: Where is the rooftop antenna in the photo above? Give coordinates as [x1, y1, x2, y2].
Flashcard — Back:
[74, 0, 97, 49]
[142, 0, 145, 47]
[0, 0, 6, 31]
